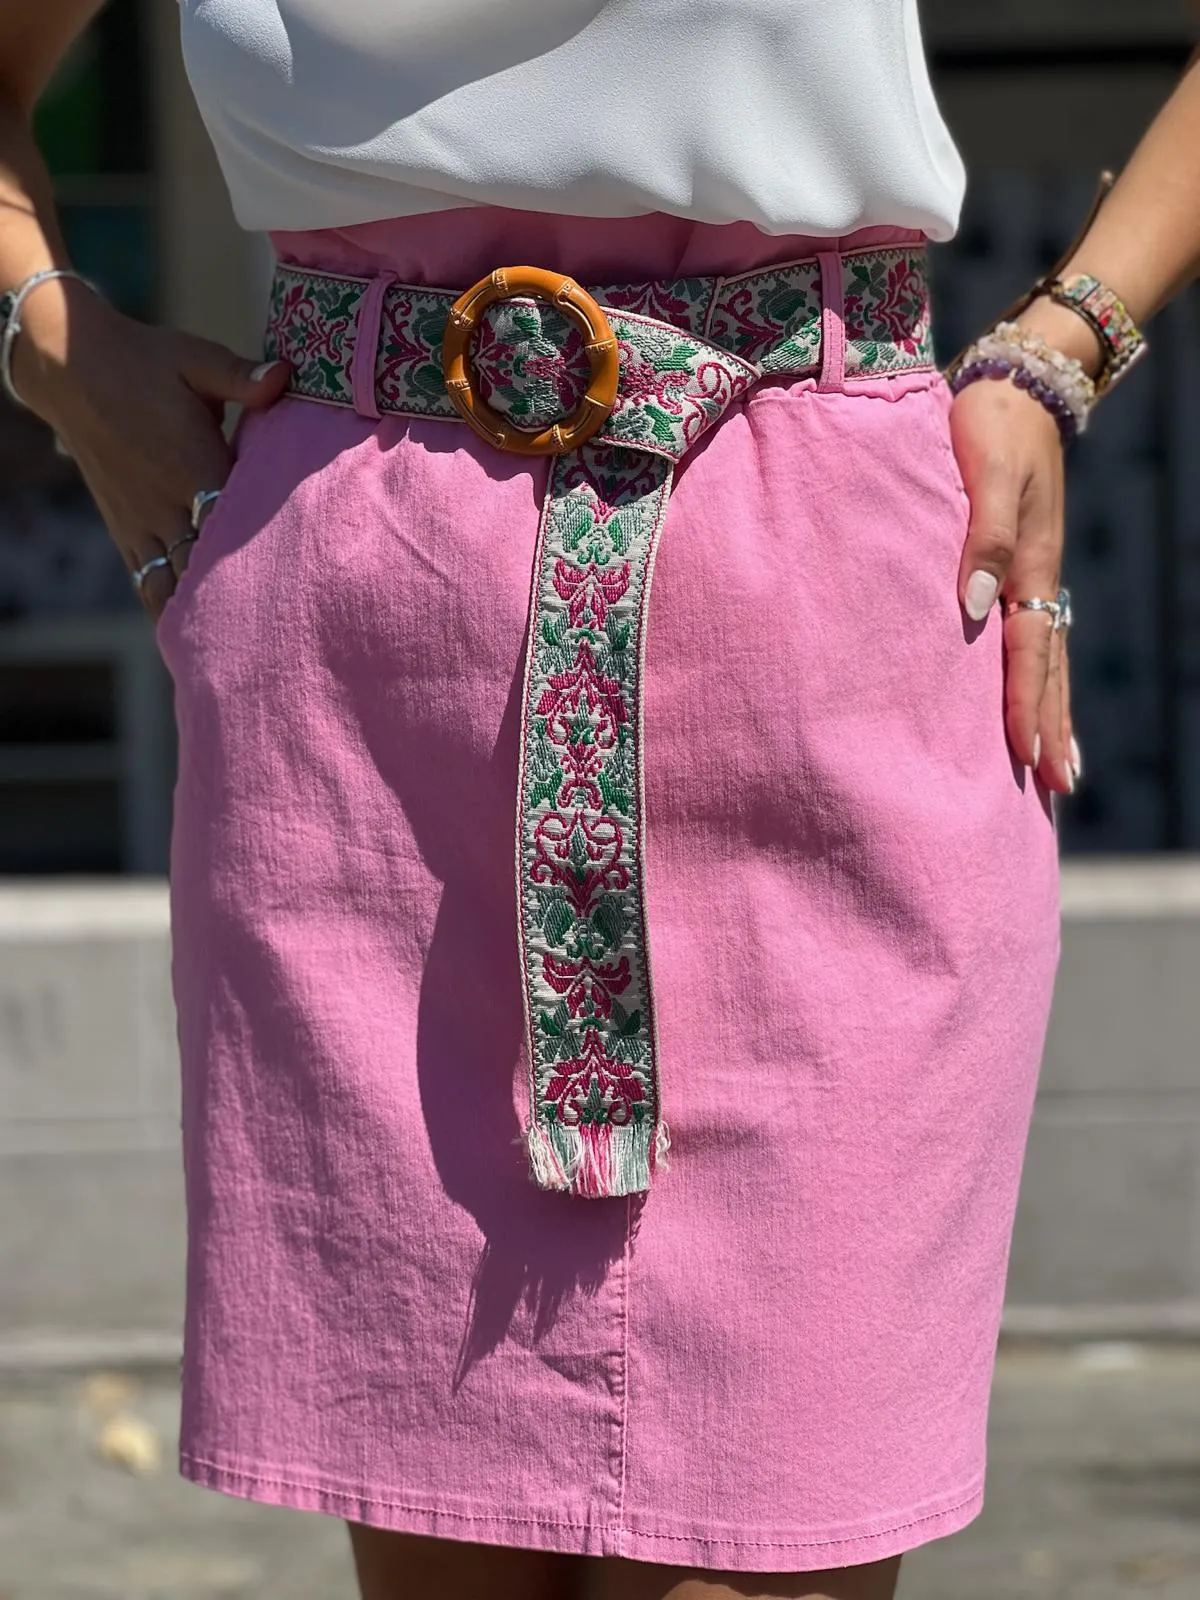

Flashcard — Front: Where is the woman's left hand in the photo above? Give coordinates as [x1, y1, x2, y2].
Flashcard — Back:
[949, 376, 1080, 796]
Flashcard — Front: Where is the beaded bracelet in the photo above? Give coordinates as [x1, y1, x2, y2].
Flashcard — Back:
[947, 322, 1097, 446]
[944, 174, 1148, 435]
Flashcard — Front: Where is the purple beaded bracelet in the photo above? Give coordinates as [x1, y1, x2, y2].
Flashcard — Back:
[948, 358, 1079, 445]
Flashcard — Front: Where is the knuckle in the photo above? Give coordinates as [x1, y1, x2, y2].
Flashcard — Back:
[1007, 632, 1053, 673]
[968, 534, 1016, 571]
[1006, 660, 1047, 704]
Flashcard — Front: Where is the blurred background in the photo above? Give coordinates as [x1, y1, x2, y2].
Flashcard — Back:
[2, 2, 1200, 1597]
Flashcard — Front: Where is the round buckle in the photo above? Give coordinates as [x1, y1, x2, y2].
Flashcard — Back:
[441, 266, 620, 456]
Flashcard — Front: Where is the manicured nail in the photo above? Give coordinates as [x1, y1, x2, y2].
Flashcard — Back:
[1069, 735, 1083, 781]
[1061, 761, 1075, 794]
[249, 361, 285, 383]
[1032, 734, 1042, 770]
[964, 570, 999, 621]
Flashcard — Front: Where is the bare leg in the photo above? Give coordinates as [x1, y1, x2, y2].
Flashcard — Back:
[346, 1524, 586, 1600]
[579, 1553, 902, 1600]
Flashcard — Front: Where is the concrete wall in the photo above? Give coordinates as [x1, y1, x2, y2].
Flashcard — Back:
[1007, 863, 1200, 1336]
[2, 864, 1200, 1364]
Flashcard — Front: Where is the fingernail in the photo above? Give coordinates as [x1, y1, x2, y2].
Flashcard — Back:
[249, 361, 285, 383]
[1061, 761, 1075, 794]
[1032, 734, 1042, 770]
[964, 570, 999, 621]
[1069, 735, 1083, 781]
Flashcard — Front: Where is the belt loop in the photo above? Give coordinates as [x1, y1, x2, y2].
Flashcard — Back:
[817, 251, 846, 393]
[351, 270, 397, 420]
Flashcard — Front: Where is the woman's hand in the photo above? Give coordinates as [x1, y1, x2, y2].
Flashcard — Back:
[950, 375, 1080, 796]
[10, 275, 290, 621]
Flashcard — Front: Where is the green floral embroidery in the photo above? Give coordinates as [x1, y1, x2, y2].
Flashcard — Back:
[707, 262, 824, 374]
[842, 249, 935, 376]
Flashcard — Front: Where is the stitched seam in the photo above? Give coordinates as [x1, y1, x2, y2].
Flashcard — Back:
[925, 375, 973, 518]
[514, 459, 559, 1151]
[817, 252, 847, 394]
[615, 1192, 634, 1531]
[352, 271, 396, 420]
[743, 371, 938, 408]
[180, 1452, 981, 1548]
[617, 1488, 984, 1548]
[181, 1456, 598, 1528]
[630, 471, 673, 1125]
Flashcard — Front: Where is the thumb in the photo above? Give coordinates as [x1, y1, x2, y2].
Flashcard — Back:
[957, 460, 1020, 623]
[179, 335, 291, 410]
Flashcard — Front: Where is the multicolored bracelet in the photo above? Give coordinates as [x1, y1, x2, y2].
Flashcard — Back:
[1042, 273, 1147, 394]
[947, 321, 1097, 446]
[945, 173, 1149, 429]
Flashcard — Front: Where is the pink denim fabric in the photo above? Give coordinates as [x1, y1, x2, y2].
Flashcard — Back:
[163, 209, 1060, 1571]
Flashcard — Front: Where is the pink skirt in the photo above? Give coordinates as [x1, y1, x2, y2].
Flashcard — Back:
[162, 209, 1060, 1572]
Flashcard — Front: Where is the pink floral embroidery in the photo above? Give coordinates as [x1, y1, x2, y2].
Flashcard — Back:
[616, 346, 694, 410]
[875, 260, 926, 352]
[706, 267, 823, 372]
[534, 639, 627, 749]
[471, 303, 589, 427]
[680, 360, 753, 445]
[842, 250, 934, 376]
[552, 559, 632, 629]
[553, 741, 606, 810]
[560, 450, 665, 512]
[530, 811, 629, 915]
[542, 952, 633, 1021]
[598, 278, 709, 330]
[544, 1027, 647, 1126]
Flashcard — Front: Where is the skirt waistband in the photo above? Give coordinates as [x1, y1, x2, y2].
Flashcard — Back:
[264, 243, 936, 428]
[271, 211, 928, 289]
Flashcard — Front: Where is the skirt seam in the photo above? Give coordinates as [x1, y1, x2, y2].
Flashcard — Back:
[617, 1487, 983, 1548]
[179, 1449, 982, 1549]
[614, 1192, 634, 1526]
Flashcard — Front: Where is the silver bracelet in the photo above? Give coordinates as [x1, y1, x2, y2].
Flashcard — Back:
[0, 267, 100, 409]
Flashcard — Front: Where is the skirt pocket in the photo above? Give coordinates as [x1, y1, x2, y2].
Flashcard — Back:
[155, 406, 262, 651]
[924, 373, 973, 544]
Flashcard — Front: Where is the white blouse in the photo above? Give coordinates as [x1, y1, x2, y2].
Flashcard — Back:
[178, 0, 966, 240]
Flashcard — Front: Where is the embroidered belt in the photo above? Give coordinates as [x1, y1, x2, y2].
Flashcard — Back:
[263, 245, 935, 1198]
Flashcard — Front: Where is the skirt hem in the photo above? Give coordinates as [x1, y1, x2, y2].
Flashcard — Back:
[178, 1450, 984, 1572]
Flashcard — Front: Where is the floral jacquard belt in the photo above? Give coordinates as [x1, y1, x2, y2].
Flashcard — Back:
[263, 244, 935, 1199]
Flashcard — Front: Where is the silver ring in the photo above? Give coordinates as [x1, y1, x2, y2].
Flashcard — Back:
[166, 532, 199, 559]
[131, 553, 172, 592]
[1005, 593, 1065, 630]
[190, 488, 222, 530]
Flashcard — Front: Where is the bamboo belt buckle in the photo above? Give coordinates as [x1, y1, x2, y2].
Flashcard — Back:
[441, 266, 621, 456]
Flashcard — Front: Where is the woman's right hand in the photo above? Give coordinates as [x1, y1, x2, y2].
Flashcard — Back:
[11, 274, 291, 621]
